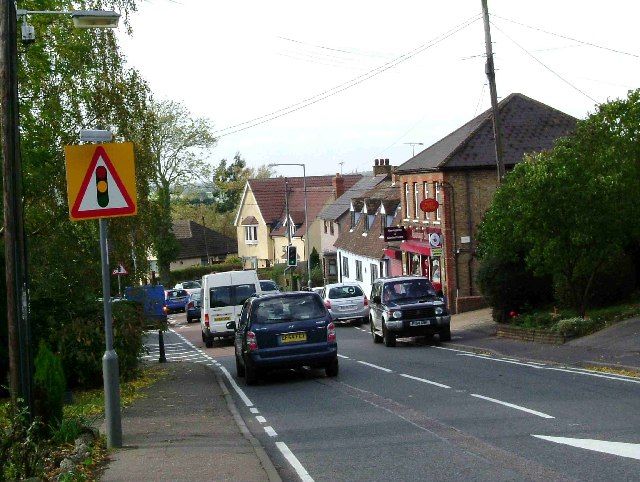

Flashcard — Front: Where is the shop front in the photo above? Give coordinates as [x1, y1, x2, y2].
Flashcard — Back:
[399, 228, 444, 293]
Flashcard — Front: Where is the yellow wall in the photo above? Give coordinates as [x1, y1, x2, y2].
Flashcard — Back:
[236, 187, 273, 266]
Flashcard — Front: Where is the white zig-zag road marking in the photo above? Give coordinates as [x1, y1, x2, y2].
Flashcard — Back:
[357, 360, 393, 373]
[400, 373, 450, 389]
[532, 435, 640, 460]
[471, 394, 555, 419]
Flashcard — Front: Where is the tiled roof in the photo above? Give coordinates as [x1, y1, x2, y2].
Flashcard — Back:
[172, 220, 236, 260]
[241, 216, 258, 225]
[271, 186, 342, 237]
[318, 174, 387, 221]
[248, 174, 361, 228]
[334, 179, 402, 258]
[397, 93, 577, 172]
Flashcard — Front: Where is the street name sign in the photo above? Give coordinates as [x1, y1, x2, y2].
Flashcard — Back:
[384, 226, 406, 242]
[64, 143, 137, 221]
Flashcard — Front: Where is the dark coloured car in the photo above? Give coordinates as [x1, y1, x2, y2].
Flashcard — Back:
[369, 276, 451, 347]
[232, 292, 338, 385]
[164, 289, 189, 314]
[185, 291, 202, 323]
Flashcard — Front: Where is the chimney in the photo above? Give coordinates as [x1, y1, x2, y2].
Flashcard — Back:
[373, 158, 393, 176]
[332, 173, 345, 199]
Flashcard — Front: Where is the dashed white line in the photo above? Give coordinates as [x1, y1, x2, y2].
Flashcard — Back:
[470, 394, 555, 419]
[264, 426, 278, 437]
[544, 367, 640, 384]
[432, 346, 475, 354]
[276, 442, 314, 482]
[357, 360, 393, 373]
[458, 353, 544, 369]
[256, 416, 266, 424]
[337, 354, 350, 359]
[399, 373, 451, 389]
[250, 407, 260, 414]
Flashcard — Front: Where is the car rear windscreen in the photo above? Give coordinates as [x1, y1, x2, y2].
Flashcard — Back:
[260, 281, 278, 291]
[210, 284, 256, 308]
[328, 285, 363, 299]
[181, 281, 201, 289]
[167, 290, 188, 299]
[253, 294, 326, 323]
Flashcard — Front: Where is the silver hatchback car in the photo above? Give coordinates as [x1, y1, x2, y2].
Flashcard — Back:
[322, 283, 370, 325]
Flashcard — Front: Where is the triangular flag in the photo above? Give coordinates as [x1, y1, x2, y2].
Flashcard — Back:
[71, 146, 135, 219]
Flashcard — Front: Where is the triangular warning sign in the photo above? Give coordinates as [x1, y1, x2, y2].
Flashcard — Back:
[71, 146, 136, 219]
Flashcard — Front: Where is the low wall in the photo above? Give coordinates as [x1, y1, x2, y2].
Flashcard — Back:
[496, 325, 569, 345]
[455, 296, 487, 314]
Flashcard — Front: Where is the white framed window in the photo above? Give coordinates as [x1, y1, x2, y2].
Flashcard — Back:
[355, 260, 363, 281]
[435, 182, 441, 222]
[342, 256, 350, 278]
[423, 182, 429, 221]
[413, 182, 419, 219]
[404, 183, 410, 218]
[370, 263, 378, 285]
[244, 225, 258, 244]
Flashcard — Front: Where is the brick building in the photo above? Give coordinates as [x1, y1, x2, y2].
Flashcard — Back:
[396, 93, 577, 313]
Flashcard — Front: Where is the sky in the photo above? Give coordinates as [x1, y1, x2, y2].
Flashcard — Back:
[118, 0, 640, 177]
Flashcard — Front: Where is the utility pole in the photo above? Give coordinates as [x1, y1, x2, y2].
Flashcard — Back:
[202, 215, 210, 265]
[481, 0, 505, 182]
[284, 178, 293, 289]
[2, 0, 33, 411]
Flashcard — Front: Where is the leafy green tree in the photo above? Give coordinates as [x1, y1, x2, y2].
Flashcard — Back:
[479, 90, 640, 317]
[147, 99, 217, 282]
[310, 247, 321, 270]
[212, 153, 272, 213]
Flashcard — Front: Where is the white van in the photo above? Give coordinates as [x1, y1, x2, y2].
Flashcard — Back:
[200, 270, 261, 348]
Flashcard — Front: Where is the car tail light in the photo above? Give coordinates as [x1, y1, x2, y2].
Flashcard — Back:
[327, 322, 336, 343]
[363, 296, 369, 307]
[247, 331, 258, 351]
[162, 305, 168, 314]
[204, 313, 210, 327]
[324, 299, 331, 309]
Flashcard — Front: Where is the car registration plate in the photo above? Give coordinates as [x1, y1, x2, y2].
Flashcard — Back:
[280, 332, 307, 344]
[214, 316, 231, 322]
[410, 320, 431, 327]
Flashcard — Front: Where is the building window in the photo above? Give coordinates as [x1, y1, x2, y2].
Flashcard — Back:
[413, 182, 419, 219]
[434, 182, 441, 222]
[342, 256, 349, 278]
[330, 222, 334, 235]
[355, 260, 363, 281]
[324, 220, 328, 234]
[404, 183, 409, 218]
[328, 258, 337, 275]
[370, 263, 378, 285]
[423, 182, 429, 220]
[244, 225, 258, 244]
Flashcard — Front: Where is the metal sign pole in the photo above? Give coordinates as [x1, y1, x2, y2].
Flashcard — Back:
[99, 218, 122, 448]
[117, 274, 121, 297]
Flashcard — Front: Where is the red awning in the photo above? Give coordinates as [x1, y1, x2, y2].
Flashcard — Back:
[400, 240, 431, 256]
[383, 248, 401, 259]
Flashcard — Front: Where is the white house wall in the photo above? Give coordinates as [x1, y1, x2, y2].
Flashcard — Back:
[336, 248, 384, 298]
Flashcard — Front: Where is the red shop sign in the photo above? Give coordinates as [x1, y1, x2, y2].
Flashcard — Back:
[420, 198, 439, 213]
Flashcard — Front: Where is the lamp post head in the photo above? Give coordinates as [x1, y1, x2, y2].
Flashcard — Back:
[71, 10, 120, 28]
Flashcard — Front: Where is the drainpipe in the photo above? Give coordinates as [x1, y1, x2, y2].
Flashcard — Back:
[465, 172, 474, 296]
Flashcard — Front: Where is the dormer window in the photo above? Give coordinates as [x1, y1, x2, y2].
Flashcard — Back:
[365, 213, 375, 230]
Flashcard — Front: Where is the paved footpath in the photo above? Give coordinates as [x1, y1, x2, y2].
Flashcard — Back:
[101, 331, 280, 482]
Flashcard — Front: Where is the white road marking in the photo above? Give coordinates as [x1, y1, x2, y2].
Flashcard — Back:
[250, 408, 260, 414]
[400, 373, 451, 389]
[458, 353, 544, 369]
[357, 360, 393, 373]
[264, 426, 277, 437]
[471, 394, 555, 419]
[545, 367, 640, 384]
[532, 435, 640, 460]
[432, 346, 475, 354]
[256, 416, 266, 424]
[337, 354, 350, 359]
[276, 442, 314, 482]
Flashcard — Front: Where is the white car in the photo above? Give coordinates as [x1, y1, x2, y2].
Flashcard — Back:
[322, 282, 370, 325]
[174, 280, 201, 296]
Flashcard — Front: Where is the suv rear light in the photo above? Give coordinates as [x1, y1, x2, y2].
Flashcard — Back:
[162, 305, 168, 314]
[247, 331, 258, 351]
[327, 322, 336, 343]
[187, 301, 194, 309]
[324, 299, 331, 309]
[204, 313, 210, 327]
[363, 296, 369, 307]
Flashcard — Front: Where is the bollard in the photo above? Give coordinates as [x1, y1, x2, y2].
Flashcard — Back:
[158, 330, 167, 363]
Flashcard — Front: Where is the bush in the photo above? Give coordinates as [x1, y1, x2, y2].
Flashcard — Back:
[310, 248, 320, 270]
[55, 301, 145, 388]
[167, 261, 243, 286]
[310, 266, 324, 288]
[33, 342, 66, 429]
[0, 403, 46, 480]
[477, 255, 553, 323]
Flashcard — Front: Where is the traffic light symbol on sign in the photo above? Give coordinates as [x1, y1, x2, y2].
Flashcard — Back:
[96, 165, 109, 207]
[287, 245, 297, 266]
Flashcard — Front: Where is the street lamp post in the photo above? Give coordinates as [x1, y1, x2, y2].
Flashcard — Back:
[268, 163, 311, 288]
[0, 2, 120, 414]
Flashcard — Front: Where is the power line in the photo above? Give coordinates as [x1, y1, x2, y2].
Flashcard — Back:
[491, 21, 598, 104]
[491, 13, 640, 59]
[212, 14, 482, 137]
[277, 36, 392, 59]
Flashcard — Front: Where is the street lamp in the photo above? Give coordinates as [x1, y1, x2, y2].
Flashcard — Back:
[268, 163, 311, 289]
[0, 1, 121, 422]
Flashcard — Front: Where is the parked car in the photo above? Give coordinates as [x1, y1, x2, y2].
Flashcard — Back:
[231, 291, 338, 385]
[201, 270, 262, 348]
[186, 291, 202, 323]
[259, 280, 280, 293]
[322, 282, 369, 325]
[369, 276, 451, 347]
[311, 287, 325, 297]
[164, 289, 190, 314]
[174, 280, 201, 296]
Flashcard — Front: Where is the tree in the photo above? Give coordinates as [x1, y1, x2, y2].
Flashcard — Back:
[478, 90, 640, 317]
[147, 99, 217, 282]
[212, 153, 272, 213]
